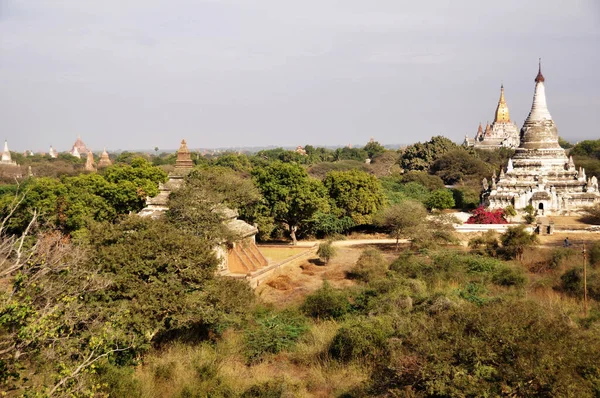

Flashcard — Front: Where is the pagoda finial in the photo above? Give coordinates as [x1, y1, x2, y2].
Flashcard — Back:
[535, 58, 545, 83]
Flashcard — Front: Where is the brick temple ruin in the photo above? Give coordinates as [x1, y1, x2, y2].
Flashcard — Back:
[139, 139, 269, 277]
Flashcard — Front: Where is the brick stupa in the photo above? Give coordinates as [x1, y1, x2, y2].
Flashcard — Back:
[175, 139, 194, 170]
[97, 148, 112, 168]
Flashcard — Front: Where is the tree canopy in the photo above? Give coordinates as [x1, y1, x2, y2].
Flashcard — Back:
[252, 162, 328, 244]
[323, 169, 385, 225]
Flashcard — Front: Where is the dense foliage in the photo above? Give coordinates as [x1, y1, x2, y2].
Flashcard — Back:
[2, 138, 599, 396]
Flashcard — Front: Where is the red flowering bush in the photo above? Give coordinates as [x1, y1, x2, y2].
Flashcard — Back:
[466, 206, 508, 224]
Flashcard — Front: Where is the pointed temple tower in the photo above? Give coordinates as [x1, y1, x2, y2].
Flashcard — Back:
[466, 85, 520, 149]
[84, 150, 96, 172]
[483, 61, 600, 214]
[138, 139, 268, 282]
[70, 135, 88, 158]
[175, 139, 194, 171]
[97, 148, 112, 168]
[1, 140, 17, 166]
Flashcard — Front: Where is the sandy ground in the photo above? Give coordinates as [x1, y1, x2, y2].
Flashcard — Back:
[256, 243, 402, 307]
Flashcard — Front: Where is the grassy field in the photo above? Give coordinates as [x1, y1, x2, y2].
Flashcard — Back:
[258, 246, 312, 263]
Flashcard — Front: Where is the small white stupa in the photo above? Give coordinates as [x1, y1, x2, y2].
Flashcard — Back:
[1, 140, 17, 166]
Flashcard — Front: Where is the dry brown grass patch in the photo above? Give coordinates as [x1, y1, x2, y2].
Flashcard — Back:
[266, 275, 295, 290]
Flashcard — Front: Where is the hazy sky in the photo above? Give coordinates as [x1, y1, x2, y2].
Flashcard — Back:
[1, 0, 599, 152]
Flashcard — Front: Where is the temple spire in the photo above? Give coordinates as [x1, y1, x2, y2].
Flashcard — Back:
[535, 58, 545, 83]
[524, 60, 552, 124]
[494, 84, 511, 123]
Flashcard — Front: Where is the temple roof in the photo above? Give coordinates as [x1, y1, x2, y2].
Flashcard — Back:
[493, 84, 511, 123]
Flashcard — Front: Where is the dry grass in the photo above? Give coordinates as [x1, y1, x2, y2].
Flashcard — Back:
[258, 246, 310, 262]
[131, 324, 367, 398]
[266, 275, 295, 290]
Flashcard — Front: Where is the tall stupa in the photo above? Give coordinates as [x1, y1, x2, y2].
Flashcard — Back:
[465, 85, 520, 149]
[484, 61, 600, 214]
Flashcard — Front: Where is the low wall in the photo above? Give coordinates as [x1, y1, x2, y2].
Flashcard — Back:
[454, 224, 533, 233]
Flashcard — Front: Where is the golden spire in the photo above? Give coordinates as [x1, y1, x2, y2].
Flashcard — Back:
[493, 84, 511, 123]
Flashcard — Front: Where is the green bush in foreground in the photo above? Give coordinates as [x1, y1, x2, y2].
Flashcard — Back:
[301, 281, 350, 320]
[348, 249, 388, 282]
[368, 300, 600, 397]
[317, 240, 337, 264]
[329, 316, 394, 362]
[244, 309, 308, 363]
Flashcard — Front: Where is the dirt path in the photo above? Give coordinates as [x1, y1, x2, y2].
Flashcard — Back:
[294, 238, 408, 247]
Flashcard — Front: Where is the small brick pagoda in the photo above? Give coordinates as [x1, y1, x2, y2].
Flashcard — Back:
[139, 139, 269, 276]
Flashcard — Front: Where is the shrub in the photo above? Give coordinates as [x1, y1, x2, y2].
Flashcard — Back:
[458, 283, 489, 306]
[244, 309, 308, 363]
[241, 378, 291, 398]
[588, 242, 600, 266]
[317, 241, 337, 264]
[309, 212, 355, 237]
[560, 268, 600, 300]
[369, 300, 600, 396]
[301, 281, 350, 320]
[550, 247, 577, 270]
[492, 265, 527, 287]
[389, 252, 430, 278]
[329, 317, 394, 362]
[425, 189, 455, 210]
[348, 249, 388, 282]
[452, 186, 481, 211]
[468, 230, 500, 257]
[500, 225, 538, 261]
[523, 204, 536, 224]
[466, 206, 507, 224]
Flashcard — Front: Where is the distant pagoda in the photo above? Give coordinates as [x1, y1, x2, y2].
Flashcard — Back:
[70, 135, 88, 158]
[464, 85, 520, 149]
[97, 148, 112, 168]
[483, 61, 600, 214]
[84, 150, 96, 172]
[1, 140, 17, 166]
[48, 145, 58, 158]
[175, 139, 194, 171]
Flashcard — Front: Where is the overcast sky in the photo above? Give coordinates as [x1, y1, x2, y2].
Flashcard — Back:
[1, 0, 599, 152]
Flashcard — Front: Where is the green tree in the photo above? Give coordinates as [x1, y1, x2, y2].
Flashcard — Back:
[252, 162, 328, 244]
[363, 140, 386, 159]
[425, 189, 455, 210]
[400, 171, 445, 191]
[501, 225, 538, 261]
[399, 136, 459, 171]
[167, 168, 261, 243]
[333, 147, 368, 162]
[102, 157, 167, 200]
[431, 149, 494, 185]
[323, 169, 385, 225]
[213, 153, 252, 172]
[558, 137, 574, 149]
[376, 201, 428, 250]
